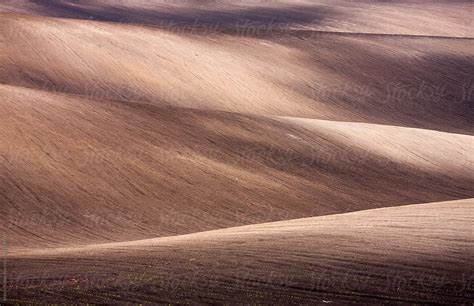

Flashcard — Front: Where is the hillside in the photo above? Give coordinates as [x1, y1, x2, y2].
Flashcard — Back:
[1, 0, 473, 303]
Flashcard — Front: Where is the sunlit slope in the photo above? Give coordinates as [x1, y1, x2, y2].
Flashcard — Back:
[9, 199, 474, 304]
[1, 2, 473, 303]
[1, 14, 473, 133]
[2, 84, 473, 249]
[1, 6, 473, 253]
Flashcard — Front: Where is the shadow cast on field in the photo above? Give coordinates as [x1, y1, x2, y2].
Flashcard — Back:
[28, 0, 338, 33]
[275, 35, 474, 133]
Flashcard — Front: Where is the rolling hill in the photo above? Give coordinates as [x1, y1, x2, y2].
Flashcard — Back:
[1, 0, 473, 303]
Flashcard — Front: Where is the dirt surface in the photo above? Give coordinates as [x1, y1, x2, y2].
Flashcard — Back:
[7, 201, 474, 303]
[1, 0, 473, 303]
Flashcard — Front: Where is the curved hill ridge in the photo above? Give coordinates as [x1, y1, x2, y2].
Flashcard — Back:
[8, 200, 474, 303]
[1, 13, 473, 134]
[3, 84, 473, 250]
[1, 1, 473, 303]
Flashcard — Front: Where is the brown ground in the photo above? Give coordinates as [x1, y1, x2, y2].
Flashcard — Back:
[1, 0, 473, 303]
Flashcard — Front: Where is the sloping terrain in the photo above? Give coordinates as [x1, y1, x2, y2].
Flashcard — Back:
[1, 13, 473, 133]
[2, 84, 473, 250]
[1, 0, 473, 37]
[1, 0, 473, 303]
[8, 200, 474, 303]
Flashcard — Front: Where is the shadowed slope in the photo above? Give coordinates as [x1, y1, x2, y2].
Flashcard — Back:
[8, 199, 474, 303]
[1, 14, 473, 134]
[2, 84, 473, 250]
[1, 2, 473, 303]
[0, 0, 472, 37]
